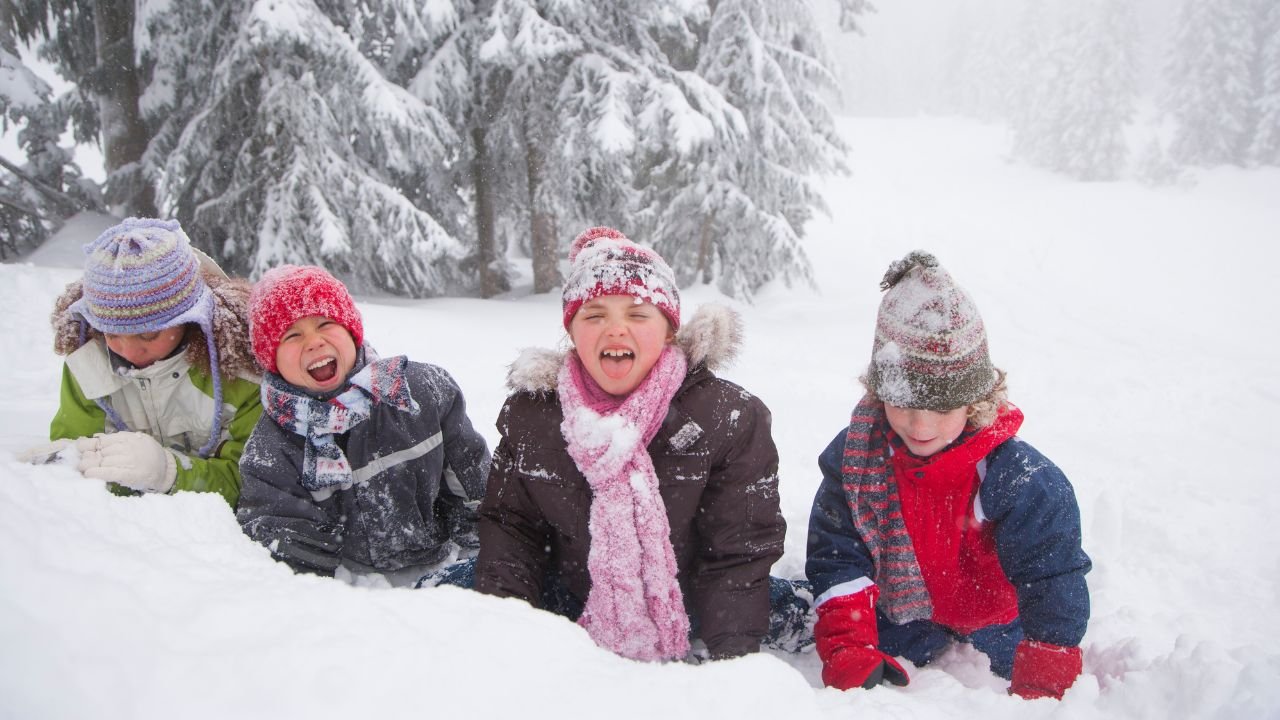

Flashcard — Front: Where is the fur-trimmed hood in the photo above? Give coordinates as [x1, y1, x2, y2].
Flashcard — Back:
[51, 267, 261, 380]
[507, 303, 743, 393]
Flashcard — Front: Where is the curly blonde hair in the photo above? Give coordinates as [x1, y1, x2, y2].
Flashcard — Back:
[860, 367, 1009, 428]
[965, 369, 1009, 428]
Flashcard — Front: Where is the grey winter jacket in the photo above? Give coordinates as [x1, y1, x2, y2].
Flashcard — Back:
[237, 360, 490, 576]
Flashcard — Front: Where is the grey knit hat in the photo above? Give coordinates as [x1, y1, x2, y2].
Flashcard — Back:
[868, 251, 995, 411]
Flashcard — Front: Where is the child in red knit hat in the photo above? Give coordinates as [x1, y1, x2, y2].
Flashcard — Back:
[806, 251, 1091, 699]
[474, 227, 789, 662]
[236, 265, 490, 584]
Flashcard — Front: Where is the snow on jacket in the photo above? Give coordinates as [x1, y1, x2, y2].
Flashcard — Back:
[806, 422, 1091, 648]
[49, 274, 262, 506]
[236, 360, 490, 577]
[475, 305, 786, 659]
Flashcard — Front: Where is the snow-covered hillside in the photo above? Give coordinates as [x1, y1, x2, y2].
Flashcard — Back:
[2, 117, 1278, 720]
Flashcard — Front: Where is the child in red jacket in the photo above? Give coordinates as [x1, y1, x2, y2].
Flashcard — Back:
[806, 251, 1091, 699]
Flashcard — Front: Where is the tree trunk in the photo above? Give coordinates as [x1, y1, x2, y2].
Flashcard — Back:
[525, 138, 562, 294]
[93, 0, 156, 217]
[0, 16, 17, 67]
[697, 213, 716, 284]
[472, 125, 503, 298]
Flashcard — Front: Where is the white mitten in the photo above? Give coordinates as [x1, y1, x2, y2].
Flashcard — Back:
[76, 432, 177, 493]
[16, 438, 74, 465]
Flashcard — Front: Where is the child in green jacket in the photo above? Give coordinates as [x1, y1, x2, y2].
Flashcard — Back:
[25, 218, 261, 506]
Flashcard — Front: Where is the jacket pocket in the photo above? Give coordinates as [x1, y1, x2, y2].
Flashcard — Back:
[657, 452, 710, 529]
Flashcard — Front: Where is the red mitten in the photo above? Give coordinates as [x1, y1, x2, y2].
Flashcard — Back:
[815, 588, 909, 690]
[1009, 639, 1083, 700]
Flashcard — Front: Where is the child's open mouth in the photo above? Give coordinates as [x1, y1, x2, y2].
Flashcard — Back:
[307, 357, 338, 383]
[600, 348, 634, 380]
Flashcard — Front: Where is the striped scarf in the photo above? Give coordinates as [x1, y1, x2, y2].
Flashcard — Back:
[262, 351, 418, 499]
[840, 394, 934, 624]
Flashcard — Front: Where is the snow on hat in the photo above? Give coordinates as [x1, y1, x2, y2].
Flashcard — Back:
[68, 217, 226, 457]
[249, 265, 364, 374]
[561, 227, 680, 330]
[869, 250, 995, 411]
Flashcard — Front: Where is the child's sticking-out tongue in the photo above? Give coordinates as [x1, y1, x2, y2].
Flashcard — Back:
[601, 350, 634, 380]
[309, 358, 338, 383]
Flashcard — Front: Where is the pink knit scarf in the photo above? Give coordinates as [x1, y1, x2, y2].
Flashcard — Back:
[557, 344, 691, 661]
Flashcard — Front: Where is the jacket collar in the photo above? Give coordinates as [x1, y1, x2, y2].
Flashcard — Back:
[506, 303, 743, 394]
[65, 339, 191, 400]
[889, 406, 1024, 475]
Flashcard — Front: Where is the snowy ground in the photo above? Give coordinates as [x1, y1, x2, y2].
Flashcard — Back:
[2, 116, 1279, 719]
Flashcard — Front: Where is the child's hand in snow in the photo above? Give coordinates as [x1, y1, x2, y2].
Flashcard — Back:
[16, 438, 74, 465]
[1009, 639, 1082, 700]
[815, 590, 910, 690]
[76, 432, 177, 493]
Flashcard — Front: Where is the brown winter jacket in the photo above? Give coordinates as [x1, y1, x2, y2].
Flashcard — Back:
[475, 305, 786, 659]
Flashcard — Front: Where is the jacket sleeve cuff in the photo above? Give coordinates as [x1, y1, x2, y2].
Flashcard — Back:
[814, 576, 875, 610]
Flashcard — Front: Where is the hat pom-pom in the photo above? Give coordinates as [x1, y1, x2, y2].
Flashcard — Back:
[880, 250, 939, 291]
[569, 226, 628, 263]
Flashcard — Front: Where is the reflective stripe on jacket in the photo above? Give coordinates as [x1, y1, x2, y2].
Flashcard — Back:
[236, 361, 490, 577]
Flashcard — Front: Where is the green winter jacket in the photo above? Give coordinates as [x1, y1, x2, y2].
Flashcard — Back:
[50, 338, 262, 506]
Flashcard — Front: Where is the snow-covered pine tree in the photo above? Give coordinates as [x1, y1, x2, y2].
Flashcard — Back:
[327, 0, 472, 239]
[161, 0, 474, 297]
[469, 0, 586, 295]
[1009, 0, 1136, 181]
[1059, 0, 1136, 180]
[1249, 0, 1280, 165]
[533, 0, 736, 292]
[0, 0, 152, 213]
[832, 0, 874, 33]
[638, 0, 846, 297]
[413, 0, 744, 296]
[0, 36, 53, 257]
[942, 17, 1018, 123]
[1005, 2, 1057, 162]
[0, 28, 98, 257]
[411, 0, 558, 297]
[2, 0, 158, 216]
[1164, 0, 1256, 166]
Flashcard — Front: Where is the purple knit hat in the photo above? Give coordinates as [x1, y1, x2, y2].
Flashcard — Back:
[869, 251, 995, 411]
[69, 217, 213, 335]
[68, 218, 225, 457]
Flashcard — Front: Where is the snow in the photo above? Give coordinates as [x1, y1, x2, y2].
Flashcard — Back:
[0, 47, 50, 110]
[19, 212, 120, 268]
[3, 116, 1280, 719]
[646, 83, 717, 155]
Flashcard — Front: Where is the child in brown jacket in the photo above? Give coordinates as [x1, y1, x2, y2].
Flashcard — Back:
[475, 227, 788, 661]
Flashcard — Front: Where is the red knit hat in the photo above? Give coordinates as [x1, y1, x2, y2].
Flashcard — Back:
[561, 227, 680, 330]
[249, 265, 364, 374]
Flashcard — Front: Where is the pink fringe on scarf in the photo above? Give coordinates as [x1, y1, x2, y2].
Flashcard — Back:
[558, 345, 691, 661]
